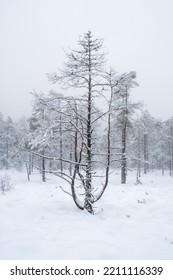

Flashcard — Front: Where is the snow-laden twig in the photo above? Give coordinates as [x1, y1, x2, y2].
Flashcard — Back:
[59, 186, 72, 197]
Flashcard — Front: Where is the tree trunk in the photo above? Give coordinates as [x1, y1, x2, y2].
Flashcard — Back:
[28, 153, 32, 175]
[169, 137, 172, 176]
[6, 139, 9, 170]
[121, 125, 127, 184]
[69, 142, 72, 176]
[42, 150, 46, 182]
[59, 111, 63, 176]
[121, 90, 128, 184]
[172, 138, 173, 176]
[84, 45, 94, 214]
[85, 97, 93, 213]
[137, 131, 141, 178]
[161, 143, 164, 176]
[144, 132, 148, 174]
[169, 126, 173, 176]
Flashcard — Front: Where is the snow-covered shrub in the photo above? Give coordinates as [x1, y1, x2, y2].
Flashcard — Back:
[0, 175, 12, 195]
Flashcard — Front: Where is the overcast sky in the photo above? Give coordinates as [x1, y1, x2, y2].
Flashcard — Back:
[0, 0, 173, 121]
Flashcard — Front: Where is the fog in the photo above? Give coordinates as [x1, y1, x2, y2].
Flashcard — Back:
[0, 0, 173, 120]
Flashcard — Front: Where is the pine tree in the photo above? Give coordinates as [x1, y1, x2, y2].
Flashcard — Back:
[48, 31, 108, 213]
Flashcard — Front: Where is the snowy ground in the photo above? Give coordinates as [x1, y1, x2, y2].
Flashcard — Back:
[0, 169, 173, 260]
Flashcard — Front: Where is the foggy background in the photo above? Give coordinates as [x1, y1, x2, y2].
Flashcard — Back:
[0, 0, 173, 120]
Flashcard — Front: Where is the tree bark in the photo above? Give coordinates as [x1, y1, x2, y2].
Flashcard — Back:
[84, 43, 94, 214]
[121, 89, 128, 184]
[144, 132, 148, 174]
[42, 149, 46, 182]
[121, 125, 127, 184]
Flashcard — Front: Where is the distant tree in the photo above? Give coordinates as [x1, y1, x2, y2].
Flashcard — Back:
[27, 92, 53, 182]
[0, 113, 5, 169]
[129, 111, 155, 180]
[12, 116, 30, 173]
[165, 118, 173, 176]
[3, 117, 16, 170]
[106, 70, 140, 184]
[139, 111, 158, 174]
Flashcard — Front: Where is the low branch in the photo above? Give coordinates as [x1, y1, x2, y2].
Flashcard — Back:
[17, 146, 87, 167]
[59, 186, 72, 197]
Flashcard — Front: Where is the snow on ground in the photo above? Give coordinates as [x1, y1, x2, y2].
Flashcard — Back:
[0, 169, 173, 260]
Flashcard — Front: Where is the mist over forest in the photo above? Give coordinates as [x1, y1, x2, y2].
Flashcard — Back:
[1, 22, 173, 261]
[1, 31, 173, 212]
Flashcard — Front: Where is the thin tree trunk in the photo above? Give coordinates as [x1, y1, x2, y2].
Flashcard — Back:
[121, 90, 128, 184]
[170, 125, 173, 176]
[169, 137, 172, 176]
[94, 88, 112, 202]
[59, 110, 63, 176]
[28, 153, 32, 175]
[69, 142, 72, 176]
[172, 138, 173, 176]
[42, 149, 46, 182]
[137, 130, 141, 178]
[71, 109, 84, 211]
[6, 140, 9, 170]
[144, 132, 148, 174]
[121, 125, 127, 184]
[161, 143, 164, 176]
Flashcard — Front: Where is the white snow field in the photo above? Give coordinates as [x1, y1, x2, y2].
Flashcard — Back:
[0, 169, 173, 260]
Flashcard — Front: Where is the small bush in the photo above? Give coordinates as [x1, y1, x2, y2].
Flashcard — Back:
[0, 175, 12, 195]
